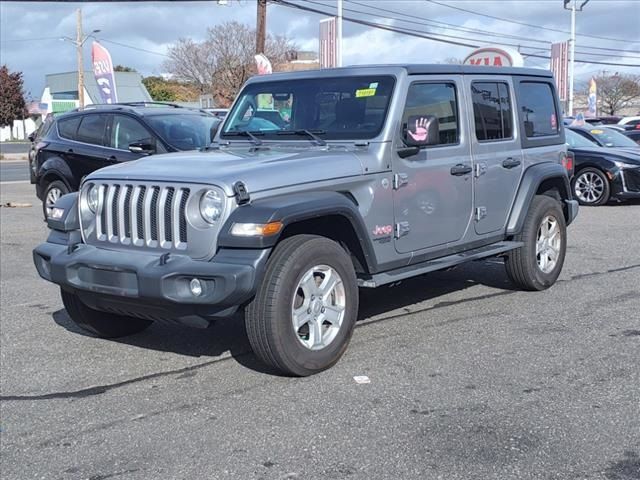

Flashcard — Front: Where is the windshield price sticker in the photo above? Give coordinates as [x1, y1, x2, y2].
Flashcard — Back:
[356, 88, 376, 98]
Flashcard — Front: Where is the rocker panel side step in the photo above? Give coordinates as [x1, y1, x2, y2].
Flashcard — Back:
[358, 241, 523, 288]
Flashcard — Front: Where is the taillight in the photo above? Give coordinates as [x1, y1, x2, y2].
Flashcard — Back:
[635, 124, 640, 130]
[562, 152, 575, 177]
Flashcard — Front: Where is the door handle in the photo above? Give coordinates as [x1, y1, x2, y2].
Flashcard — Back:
[66, 148, 74, 154]
[450, 164, 472, 176]
[502, 158, 521, 169]
[107, 155, 118, 162]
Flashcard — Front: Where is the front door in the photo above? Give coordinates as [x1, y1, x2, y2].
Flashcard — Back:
[393, 77, 473, 254]
[466, 77, 523, 235]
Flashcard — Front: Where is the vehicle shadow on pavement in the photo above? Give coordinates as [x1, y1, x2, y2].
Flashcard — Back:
[358, 259, 516, 320]
[51, 259, 515, 376]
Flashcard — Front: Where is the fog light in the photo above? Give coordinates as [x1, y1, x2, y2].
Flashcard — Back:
[189, 278, 203, 297]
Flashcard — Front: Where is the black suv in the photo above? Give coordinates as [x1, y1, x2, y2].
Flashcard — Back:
[31, 103, 220, 217]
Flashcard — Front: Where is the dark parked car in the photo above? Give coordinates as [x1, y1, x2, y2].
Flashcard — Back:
[568, 125, 640, 154]
[565, 129, 640, 206]
[32, 103, 221, 217]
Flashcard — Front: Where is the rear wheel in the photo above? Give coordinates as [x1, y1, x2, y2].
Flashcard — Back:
[61, 289, 152, 338]
[245, 235, 359, 376]
[42, 180, 69, 218]
[571, 167, 610, 206]
[505, 195, 567, 291]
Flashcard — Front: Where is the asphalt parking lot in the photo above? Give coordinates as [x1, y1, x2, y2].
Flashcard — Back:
[1, 182, 639, 480]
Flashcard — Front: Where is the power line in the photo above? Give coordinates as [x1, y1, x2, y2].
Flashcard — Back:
[335, 0, 640, 60]
[344, 0, 639, 57]
[273, 0, 639, 68]
[97, 38, 170, 58]
[424, 0, 638, 44]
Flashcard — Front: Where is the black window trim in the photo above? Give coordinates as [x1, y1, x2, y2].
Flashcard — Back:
[401, 80, 461, 150]
[514, 77, 565, 149]
[471, 80, 515, 144]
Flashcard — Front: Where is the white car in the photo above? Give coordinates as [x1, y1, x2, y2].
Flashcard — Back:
[618, 116, 640, 130]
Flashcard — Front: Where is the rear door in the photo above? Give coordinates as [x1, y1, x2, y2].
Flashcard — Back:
[392, 76, 473, 254]
[66, 113, 111, 180]
[467, 77, 523, 235]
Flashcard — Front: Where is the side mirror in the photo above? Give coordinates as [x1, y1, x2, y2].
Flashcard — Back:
[28, 132, 36, 142]
[403, 115, 440, 147]
[129, 140, 156, 155]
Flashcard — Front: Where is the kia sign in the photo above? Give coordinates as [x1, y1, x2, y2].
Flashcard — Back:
[92, 42, 118, 104]
[464, 47, 524, 67]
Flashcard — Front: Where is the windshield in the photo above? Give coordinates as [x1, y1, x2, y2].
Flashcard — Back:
[146, 114, 220, 150]
[588, 127, 638, 148]
[221, 76, 395, 140]
[566, 129, 597, 148]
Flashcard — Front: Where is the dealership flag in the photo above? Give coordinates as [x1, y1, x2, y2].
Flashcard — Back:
[92, 42, 118, 104]
[550, 41, 569, 102]
[588, 77, 597, 117]
[254, 54, 272, 75]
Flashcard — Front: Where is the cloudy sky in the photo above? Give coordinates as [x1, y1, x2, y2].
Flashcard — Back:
[1, 0, 639, 99]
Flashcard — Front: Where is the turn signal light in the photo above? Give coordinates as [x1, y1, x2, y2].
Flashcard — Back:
[230, 221, 284, 237]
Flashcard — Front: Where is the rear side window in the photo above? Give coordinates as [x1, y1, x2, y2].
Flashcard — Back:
[403, 82, 459, 145]
[472, 82, 513, 142]
[57, 116, 82, 140]
[109, 115, 151, 150]
[76, 115, 108, 146]
[519, 82, 559, 137]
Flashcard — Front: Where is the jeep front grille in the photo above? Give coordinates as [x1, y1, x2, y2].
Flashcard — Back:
[95, 183, 191, 249]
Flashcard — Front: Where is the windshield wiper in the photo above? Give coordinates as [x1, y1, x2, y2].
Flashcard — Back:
[224, 130, 264, 146]
[276, 129, 327, 146]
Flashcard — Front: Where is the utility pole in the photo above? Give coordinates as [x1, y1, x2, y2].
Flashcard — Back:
[76, 8, 85, 108]
[336, 0, 343, 67]
[256, 0, 267, 54]
[62, 11, 100, 109]
[564, 0, 591, 116]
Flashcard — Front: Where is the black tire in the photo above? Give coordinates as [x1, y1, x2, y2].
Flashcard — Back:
[42, 180, 70, 219]
[571, 167, 610, 206]
[61, 289, 152, 338]
[245, 235, 359, 376]
[505, 195, 567, 291]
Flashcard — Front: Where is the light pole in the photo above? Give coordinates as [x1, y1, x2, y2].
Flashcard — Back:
[61, 9, 100, 109]
[564, 0, 590, 116]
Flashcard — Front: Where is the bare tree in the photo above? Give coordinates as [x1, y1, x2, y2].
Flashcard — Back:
[587, 73, 640, 116]
[164, 21, 296, 106]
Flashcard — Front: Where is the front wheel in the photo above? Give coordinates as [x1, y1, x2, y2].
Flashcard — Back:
[505, 195, 567, 291]
[42, 180, 69, 219]
[245, 235, 359, 376]
[572, 167, 610, 206]
[61, 289, 152, 338]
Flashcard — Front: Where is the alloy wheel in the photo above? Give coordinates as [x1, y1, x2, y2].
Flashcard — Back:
[291, 265, 346, 351]
[536, 215, 562, 274]
[574, 171, 605, 204]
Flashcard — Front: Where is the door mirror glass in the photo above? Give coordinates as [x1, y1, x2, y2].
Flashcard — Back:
[128, 140, 155, 155]
[404, 115, 439, 147]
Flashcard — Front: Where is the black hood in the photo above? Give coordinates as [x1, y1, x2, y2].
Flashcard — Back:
[570, 146, 640, 165]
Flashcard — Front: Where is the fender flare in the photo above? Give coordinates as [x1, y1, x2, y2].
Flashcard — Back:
[217, 191, 378, 272]
[507, 162, 575, 235]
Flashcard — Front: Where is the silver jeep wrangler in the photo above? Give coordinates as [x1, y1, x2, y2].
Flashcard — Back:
[34, 65, 578, 376]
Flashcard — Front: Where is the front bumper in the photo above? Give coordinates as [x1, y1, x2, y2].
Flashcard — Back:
[33, 241, 270, 327]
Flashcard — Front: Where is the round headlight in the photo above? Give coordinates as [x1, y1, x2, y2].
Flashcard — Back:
[87, 184, 99, 213]
[199, 189, 223, 224]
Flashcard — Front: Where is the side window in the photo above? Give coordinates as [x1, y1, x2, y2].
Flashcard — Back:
[472, 82, 513, 142]
[76, 115, 108, 146]
[402, 82, 459, 145]
[109, 115, 152, 150]
[519, 82, 559, 138]
[57, 116, 82, 140]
